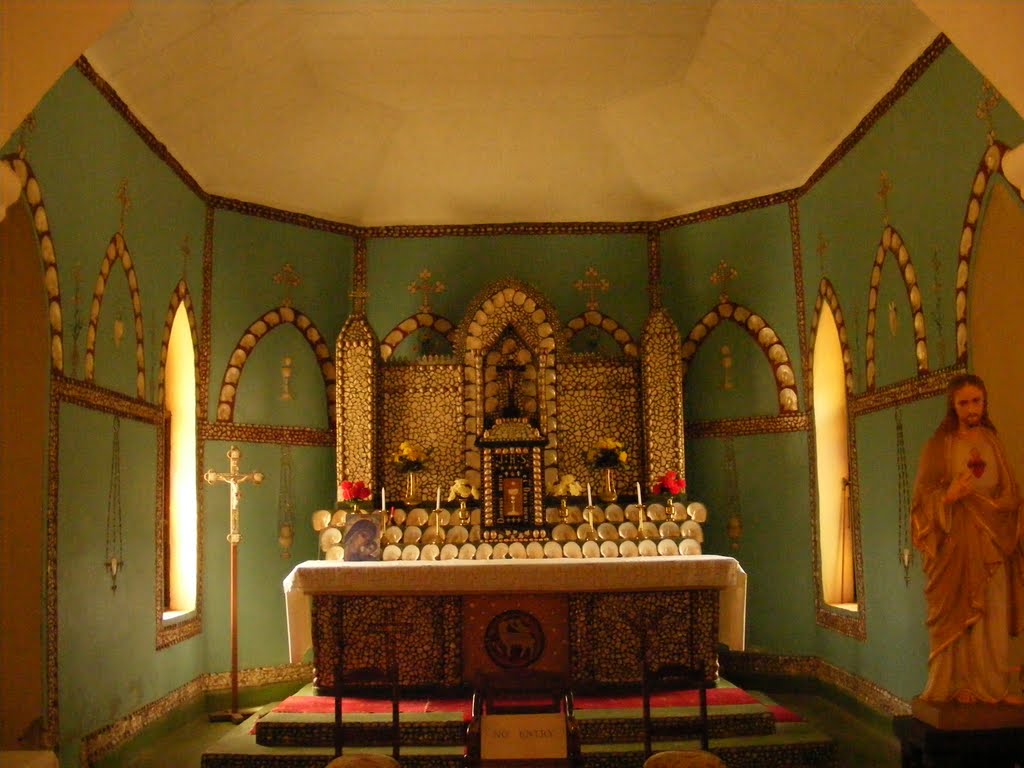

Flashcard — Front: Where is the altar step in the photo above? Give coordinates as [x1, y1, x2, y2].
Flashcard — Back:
[201, 719, 835, 768]
[200, 683, 837, 768]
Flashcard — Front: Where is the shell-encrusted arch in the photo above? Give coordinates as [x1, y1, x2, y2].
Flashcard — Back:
[2, 155, 64, 372]
[864, 225, 927, 391]
[680, 302, 799, 413]
[454, 280, 562, 358]
[954, 141, 1022, 364]
[155, 280, 199, 406]
[84, 232, 146, 398]
[380, 313, 456, 360]
[566, 310, 639, 357]
[810, 278, 856, 395]
[215, 306, 335, 423]
[453, 280, 562, 486]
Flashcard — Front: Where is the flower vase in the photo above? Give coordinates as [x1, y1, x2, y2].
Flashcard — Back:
[598, 468, 618, 502]
[403, 471, 422, 506]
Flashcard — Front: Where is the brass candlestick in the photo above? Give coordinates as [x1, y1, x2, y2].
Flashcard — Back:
[579, 504, 599, 541]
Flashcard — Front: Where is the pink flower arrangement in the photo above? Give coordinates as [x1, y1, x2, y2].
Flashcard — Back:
[652, 471, 686, 496]
[339, 480, 372, 501]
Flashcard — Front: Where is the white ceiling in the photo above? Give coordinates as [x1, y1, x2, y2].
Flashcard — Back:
[83, 1, 941, 227]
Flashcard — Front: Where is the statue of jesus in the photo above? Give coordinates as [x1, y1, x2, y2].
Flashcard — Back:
[911, 373, 1024, 704]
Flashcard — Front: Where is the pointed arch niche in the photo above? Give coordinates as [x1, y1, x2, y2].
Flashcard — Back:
[810, 280, 865, 639]
[157, 281, 202, 648]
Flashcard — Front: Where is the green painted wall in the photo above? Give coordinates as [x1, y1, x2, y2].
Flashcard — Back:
[210, 210, 352, 426]
[6, 37, 1024, 765]
[796, 44, 1024, 701]
[366, 234, 649, 341]
[662, 203, 798, 420]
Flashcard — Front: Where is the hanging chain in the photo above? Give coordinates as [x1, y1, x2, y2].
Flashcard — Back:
[725, 436, 743, 550]
[105, 416, 125, 592]
[277, 445, 295, 558]
[896, 407, 913, 584]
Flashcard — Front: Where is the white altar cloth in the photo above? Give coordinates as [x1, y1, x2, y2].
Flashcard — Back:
[283, 555, 746, 663]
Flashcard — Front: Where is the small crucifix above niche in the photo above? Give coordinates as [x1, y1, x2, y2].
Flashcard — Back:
[710, 259, 738, 304]
[574, 266, 610, 311]
[816, 232, 829, 275]
[180, 234, 191, 278]
[877, 171, 893, 226]
[116, 179, 131, 234]
[408, 268, 446, 313]
[273, 262, 302, 308]
[976, 78, 1002, 146]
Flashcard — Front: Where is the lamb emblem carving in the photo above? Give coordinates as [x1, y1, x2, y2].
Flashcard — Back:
[484, 610, 545, 669]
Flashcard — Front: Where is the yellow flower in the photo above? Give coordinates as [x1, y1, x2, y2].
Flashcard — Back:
[548, 474, 583, 497]
[586, 437, 628, 469]
[393, 440, 430, 472]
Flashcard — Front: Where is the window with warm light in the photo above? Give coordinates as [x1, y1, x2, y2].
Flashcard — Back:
[813, 303, 857, 610]
[163, 302, 197, 619]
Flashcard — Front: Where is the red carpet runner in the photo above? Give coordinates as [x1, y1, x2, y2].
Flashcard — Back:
[267, 687, 801, 723]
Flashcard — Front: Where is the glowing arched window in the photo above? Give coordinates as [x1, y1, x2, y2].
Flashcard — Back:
[164, 302, 197, 617]
[813, 303, 856, 609]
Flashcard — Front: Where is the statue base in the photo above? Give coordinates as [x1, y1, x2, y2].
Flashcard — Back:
[895, 705, 1024, 768]
[912, 696, 1024, 731]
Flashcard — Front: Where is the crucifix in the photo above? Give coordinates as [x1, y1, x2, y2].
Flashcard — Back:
[877, 171, 893, 226]
[116, 178, 131, 234]
[204, 446, 264, 723]
[573, 266, 610, 311]
[407, 268, 446, 313]
[710, 259, 739, 304]
[273, 261, 302, 308]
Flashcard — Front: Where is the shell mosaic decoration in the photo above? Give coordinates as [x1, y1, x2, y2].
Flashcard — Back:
[681, 302, 799, 413]
[215, 305, 335, 423]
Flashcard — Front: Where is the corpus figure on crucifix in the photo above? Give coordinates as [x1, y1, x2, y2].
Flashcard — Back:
[204, 445, 264, 723]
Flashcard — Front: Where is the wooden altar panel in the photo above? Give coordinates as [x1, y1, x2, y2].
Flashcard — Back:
[463, 594, 569, 683]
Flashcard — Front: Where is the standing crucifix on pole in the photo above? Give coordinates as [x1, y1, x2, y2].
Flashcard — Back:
[205, 445, 264, 723]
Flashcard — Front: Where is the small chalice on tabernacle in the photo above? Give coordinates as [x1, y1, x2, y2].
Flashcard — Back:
[447, 478, 479, 526]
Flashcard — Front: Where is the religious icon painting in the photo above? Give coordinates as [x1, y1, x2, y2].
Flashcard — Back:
[342, 513, 384, 561]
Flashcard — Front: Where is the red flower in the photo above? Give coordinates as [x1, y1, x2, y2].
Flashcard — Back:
[340, 480, 371, 501]
[652, 471, 686, 496]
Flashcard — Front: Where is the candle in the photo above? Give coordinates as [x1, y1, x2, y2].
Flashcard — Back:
[587, 483, 593, 507]
[436, 486, 442, 510]
[381, 487, 386, 512]
[636, 482, 643, 507]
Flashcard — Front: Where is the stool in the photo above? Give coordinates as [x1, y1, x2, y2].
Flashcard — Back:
[325, 757, 401, 768]
[643, 751, 727, 768]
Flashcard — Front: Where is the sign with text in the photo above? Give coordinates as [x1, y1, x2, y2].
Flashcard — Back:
[480, 713, 568, 759]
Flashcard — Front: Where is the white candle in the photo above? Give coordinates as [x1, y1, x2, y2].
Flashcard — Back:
[587, 483, 593, 507]
[436, 486, 442, 509]
[381, 487, 386, 512]
[636, 482, 643, 507]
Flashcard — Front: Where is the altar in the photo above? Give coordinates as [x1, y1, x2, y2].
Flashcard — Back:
[284, 555, 746, 695]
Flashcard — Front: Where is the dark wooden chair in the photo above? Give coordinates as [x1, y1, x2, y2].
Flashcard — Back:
[333, 637, 401, 760]
[465, 670, 581, 768]
[641, 661, 712, 756]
